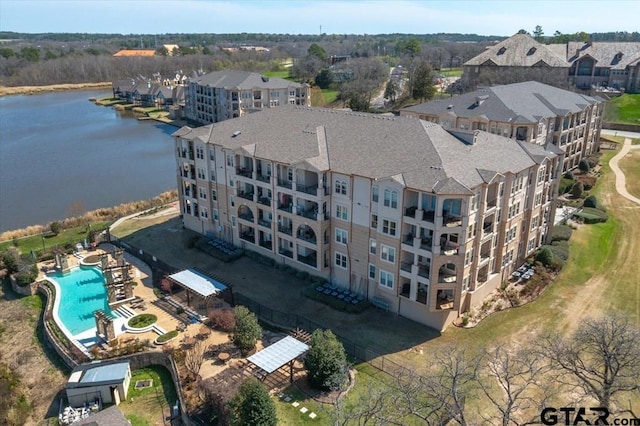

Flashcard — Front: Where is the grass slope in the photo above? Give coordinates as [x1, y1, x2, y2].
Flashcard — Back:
[605, 93, 640, 124]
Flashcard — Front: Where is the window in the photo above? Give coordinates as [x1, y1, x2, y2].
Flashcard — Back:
[531, 215, 538, 230]
[200, 208, 208, 218]
[230, 196, 235, 208]
[380, 245, 396, 263]
[383, 189, 398, 208]
[212, 189, 217, 201]
[506, 225, 517, 243]
[226, 155, 234, 167]
[470, 194, 478, 212]
[537, 167, 546, 184]
[369, 239, 377, 255]
[371, 214, 378, 229]
[231, 216, 236, 227]
[335, 205, 348, 221]
[465, 248, 475, 265]
[210, 170, 216, 181]
[502, 249, 514, 266]
[287, 168, 293, 181]
[335, 228, 348, 244]
[213, 209, 219, 221]
[462, 275, 469, 291]
[196, 146, 204, 159]
[380, 270, 394, 289]
[199, 187, 207, 199]
[369, 264, 376, 279]
[335, 252, 347, 269]
[528, 237, 536, 252]
[534, 192, 542, 207]
[372, 186, 379, 202]
[335, 179, 347, 195]
[467, 224, 476, 239]
[209, 149, 215, 161]
[382, 219, 397, 236]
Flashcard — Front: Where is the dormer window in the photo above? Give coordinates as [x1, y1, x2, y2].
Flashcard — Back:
[497, 47, 506, 55]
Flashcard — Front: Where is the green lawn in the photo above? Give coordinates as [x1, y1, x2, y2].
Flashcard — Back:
[119, 365, 177, 426]
[263, 70, 291, 79]
[320, 89, 338, 105]
[604, 93, 640, 124]
[439, 67, 463, 77]
[0, 221, 110, 256]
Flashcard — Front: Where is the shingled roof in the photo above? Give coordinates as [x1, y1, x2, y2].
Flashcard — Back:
[174, 106, 557, 195]
[403, 81, 600, 123]
[189, 70, 306, 90]
[464, 33, 568, 68]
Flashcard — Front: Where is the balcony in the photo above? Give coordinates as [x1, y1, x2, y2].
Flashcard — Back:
[259, 240, 273, 250]
[238, 213, 254, 223]
[297, 226, 317, 245]
[297, 208, 320, 221]
[258, 218, 272, 228]
[400, 282, 411, 298]
[236, 168, 253, 178]
[443, 214, 462, 228]
[486, 198, 497, 209]
[418, 264, 430, 279]
[278, 224, 293, 235]
[438, 267, 457, 284]
[422, 210, 435, 223]
[277, 178, 293, 189]
[441, 242, 459, 256]
[420, 238, 433, 251]
[240, 231, 255, 244]
[257, 197, 271, 206]
[405, 206, 418, 218]
[256, 174, 271, 183]
[278, 203, 293, 213]
[238, 191, 254, 202]
[400, 262, 412, 273]
[297, 183, 318, 196]
[298, 253, 317, 268]
[403, 234, 415, 245]
[278, 247, 293, 258]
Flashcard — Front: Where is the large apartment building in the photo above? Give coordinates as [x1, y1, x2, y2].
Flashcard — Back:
[184, 70, 310, 125]
[400, 81, 603, 172]
[462, 33, 640, 93]
[173, 106, 562, 331]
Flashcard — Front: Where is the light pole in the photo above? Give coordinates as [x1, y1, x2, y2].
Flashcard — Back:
[41, 236, 45, 252]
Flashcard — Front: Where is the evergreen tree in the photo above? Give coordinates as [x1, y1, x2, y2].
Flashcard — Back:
[228, 377, 277, 426]
[232, 306, 261, 353]
[304, 329, 349, 391]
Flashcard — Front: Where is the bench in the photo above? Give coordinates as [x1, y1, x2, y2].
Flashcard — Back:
[372, 296, 389, 312]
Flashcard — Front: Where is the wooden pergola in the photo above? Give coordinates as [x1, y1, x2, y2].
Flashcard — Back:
[246, 336, 309, 383]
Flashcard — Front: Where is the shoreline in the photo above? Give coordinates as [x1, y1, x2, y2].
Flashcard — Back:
[0, 82, 112, 97]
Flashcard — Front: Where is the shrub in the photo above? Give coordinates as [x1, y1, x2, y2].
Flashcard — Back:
[549, 240, 570, 262]
[176, 306, 185, 315]
[127, 314, 157, 328]
[559, 177, 575, 194]
[49, 221, 62, 235]
[564, 171, 574, 180]
[578, 159, 590, 172]
[584, 195, 598, 208]
[571, 182, 584, 198]
[232, 306, 261, 353]
[304, 329, 349, 391]
[157, 330, 178, 343]
[208, 308, 236, 332]
[551, 224, 573, 242]
[574, 207, 608, 224]
[535, 246, 554, 268]
[227, 377, 277, 426]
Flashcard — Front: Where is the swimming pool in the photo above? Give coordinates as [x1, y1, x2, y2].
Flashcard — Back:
[49, 266, 118, 336]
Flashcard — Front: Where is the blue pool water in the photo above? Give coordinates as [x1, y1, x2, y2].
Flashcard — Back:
[50, 266, 117, 335]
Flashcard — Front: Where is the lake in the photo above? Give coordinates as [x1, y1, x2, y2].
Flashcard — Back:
[0, 89, 177, 233]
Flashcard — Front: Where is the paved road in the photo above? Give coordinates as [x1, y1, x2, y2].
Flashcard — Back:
[609, 137, 640, 206]
[601, 129, 640, 139]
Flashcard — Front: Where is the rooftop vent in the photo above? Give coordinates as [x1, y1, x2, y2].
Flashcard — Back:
[261, 76, 269, 83]
[497, 47, 506, 55]
[232, 131, 241, 137]
[447, 105, 454, 110]
[527, 47, 537, 56]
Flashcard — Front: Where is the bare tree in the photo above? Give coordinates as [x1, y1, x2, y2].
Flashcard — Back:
[337, 57, 388, 111]
[478, 345, 552, 426]
[542, 314, 640, 412]
[184, 340, 209, 378]
[331, 381, 401, 426]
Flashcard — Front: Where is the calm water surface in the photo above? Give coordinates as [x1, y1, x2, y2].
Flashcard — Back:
[0, 90, 177, 232]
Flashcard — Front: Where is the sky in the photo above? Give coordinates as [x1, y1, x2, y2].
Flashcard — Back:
[1, 0, 639, 37]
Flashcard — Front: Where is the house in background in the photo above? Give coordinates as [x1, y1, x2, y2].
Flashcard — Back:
[184, 70, 310, 125]
[400, 81, 603, 172]
[65, 360, 131, 407]
[172, 106, 561, 331]
[462, 33, 640, 93]
[112, 49, 156, 57]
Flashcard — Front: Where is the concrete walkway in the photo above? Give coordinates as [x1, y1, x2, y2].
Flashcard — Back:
[609, 137, 640, 206]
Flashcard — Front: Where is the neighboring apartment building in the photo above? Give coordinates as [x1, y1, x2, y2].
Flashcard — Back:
[400, 81, 603, 172]
[184, 70, 310, 125]
[173, 106, 562, 331]
[463, 33, 640, 93]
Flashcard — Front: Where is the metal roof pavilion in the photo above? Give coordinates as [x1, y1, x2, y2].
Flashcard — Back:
[168, 269, 227, 299]
[247, 336, 309, 375]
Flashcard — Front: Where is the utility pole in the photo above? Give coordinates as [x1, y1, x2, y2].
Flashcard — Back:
[319, 25, 322, 35]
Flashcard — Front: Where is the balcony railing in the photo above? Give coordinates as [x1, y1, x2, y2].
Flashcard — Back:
[277, 224, 293, 235]
[443, 214, 462, 227]
[486, 198, 497, 208]
[295, 183, 317, 196]
[236, 168, 253, 178]
[418, 265, 430, 279]
[277, 178, 293, 189]
[441, 243, 459, 256]
[422, 210, 435, 223]
[258, 218, 272, 228]
[400, 262, 412, 273]
[297, 233, 317, 245]
[404, 206, 418, 218]
[238, 192, 254, 202]
[403, 234, 414, 245]
[259, 240, 273, 250]
[238, 213, 254, 222]
[297, 208, 319, 221]
[438, 269, 457, 283]
[278, 248, 293, 258]
[256, 174, 271, 183]
[257, 197, 271, 206]
[298, 253, 317, 268]
[420, 238, 432, 251]
[239, 232, 255, 243]
[278, 204, 293, 213]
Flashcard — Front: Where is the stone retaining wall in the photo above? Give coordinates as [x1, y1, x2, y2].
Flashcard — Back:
[602, 122, 640, 133]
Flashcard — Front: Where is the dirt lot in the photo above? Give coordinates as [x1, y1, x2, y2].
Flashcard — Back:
[0, 82, 111, 97]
